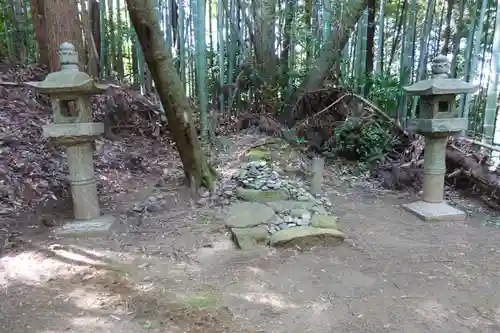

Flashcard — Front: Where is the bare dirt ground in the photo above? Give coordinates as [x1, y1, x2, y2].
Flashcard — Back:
[2, 144, 500, 333]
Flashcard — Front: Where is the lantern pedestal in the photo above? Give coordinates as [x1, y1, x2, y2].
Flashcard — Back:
[53, 215, 115, 236]
[402, 201, 465, 222]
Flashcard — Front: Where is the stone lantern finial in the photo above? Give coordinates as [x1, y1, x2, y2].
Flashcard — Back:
[59, 42, 79, 71]
[431, 55, 450, 79]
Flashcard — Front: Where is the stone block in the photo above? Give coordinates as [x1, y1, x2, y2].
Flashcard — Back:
[264, 200, 317, 213]
[53, 215, 115, 236]
[235, 187, 290, 202]
[270, 226, 344, 248]
[310, 214, 339, 229]
[225, 202, 276, 228]
[402, 201, 466, 221]
[231, 225, 270, 249]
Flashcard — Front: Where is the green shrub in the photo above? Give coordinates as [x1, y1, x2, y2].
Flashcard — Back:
[333, 118, 396, 163]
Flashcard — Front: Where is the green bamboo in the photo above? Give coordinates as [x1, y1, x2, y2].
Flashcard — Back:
[462, 0, 488, 127]
[482, 1, 500, 147]
[178, 2, 186, 87]
[217, 0, 225, 113]
[374, 0, 385, 74]
[115, 0, 124, 78]
[195, 0, 208, 139]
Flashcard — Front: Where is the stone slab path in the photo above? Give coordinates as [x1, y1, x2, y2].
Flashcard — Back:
[227, 160, 344, 249]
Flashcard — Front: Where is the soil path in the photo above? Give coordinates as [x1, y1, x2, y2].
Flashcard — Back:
[2, 172, 500, 332]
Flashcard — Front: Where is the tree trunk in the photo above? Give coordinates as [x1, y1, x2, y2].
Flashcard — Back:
[44, 0, 84, 71]
[30, 0, 49, 67]
[126, 0, 216, 190]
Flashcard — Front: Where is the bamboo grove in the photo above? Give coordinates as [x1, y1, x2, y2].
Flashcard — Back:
[0, 0, 499, 144]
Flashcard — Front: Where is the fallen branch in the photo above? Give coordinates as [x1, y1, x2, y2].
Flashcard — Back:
[295, 93, 350, 129]
[0, 81, 24, 87]
[352, 93, 406, 134]
[458, 137, 500, 153]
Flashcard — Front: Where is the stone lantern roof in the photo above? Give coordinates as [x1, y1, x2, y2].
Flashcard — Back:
[25, 42, 108, 95]
[403, 54, 478, 96]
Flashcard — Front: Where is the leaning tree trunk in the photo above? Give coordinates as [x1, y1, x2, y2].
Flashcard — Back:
[296, 0, 368, 97]
[126, 0, 216, 190]
[280, 0, 368, 125]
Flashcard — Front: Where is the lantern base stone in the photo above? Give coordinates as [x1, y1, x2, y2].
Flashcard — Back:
[53, 215, 115, 236]
[402, 201, 466, 222]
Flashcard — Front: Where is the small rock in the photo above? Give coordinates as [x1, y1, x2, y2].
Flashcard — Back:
[297, 195, 310, 201]
[267, 181, 281, 189]
[145, 201, 164, 212]
[198, 187, 210, 198]
[311, 205, 328, 215]
[290, 208, 309, 218]
[301, 211, 312, 221]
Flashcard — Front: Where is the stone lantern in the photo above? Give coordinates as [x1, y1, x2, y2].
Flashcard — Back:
[27, 42, 114, 235]
[402, 55, 478, 221]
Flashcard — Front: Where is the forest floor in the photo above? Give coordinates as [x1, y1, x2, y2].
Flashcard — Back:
[2, 133, 500, 333]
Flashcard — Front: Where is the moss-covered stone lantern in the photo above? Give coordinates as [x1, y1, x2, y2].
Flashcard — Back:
[26, 42, 115, 235]
[402, 55, 478, 221]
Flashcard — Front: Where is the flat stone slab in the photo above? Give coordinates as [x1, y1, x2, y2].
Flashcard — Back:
[270, 226, 345, 248]
[225, 202, 276, 228]
[235, 187, 290, 202]
[53, 215, 115, 236]
[231, 225, 270, 249]
[264, 200, 317, 213]
[311, 214, 339, 229]
[402, 201, 466, 221]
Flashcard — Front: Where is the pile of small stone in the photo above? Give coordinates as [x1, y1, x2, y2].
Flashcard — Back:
[267, 205, 327, 233]
[233, 160, 330, 203]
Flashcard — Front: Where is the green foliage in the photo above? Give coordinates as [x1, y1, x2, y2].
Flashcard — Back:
[342, 72, 402, 118]
[333, 118, 396, 163]
[367, 73, 402, 118]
